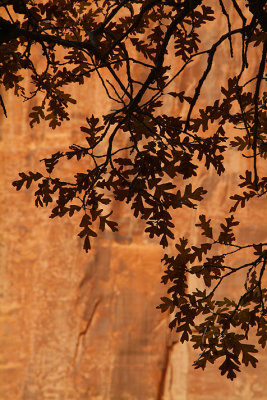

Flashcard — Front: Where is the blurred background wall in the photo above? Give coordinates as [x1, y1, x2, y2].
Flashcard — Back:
[0, 3, 266, 399]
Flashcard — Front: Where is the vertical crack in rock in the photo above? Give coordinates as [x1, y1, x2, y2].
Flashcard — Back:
[73, 299, 101, 368]
[156, 342, 175, 400]
[168, 359, 174, 400]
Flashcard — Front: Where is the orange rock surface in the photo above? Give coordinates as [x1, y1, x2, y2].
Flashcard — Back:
[0, 5, 266, 400]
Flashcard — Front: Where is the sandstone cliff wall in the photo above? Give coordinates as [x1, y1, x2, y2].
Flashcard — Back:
[0, 3, 266, 400]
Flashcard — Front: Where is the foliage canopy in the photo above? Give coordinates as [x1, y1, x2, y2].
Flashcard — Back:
[1, 0, 266, 380]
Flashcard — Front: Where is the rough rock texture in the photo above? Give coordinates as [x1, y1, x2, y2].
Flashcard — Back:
[0, 4, 266, 400]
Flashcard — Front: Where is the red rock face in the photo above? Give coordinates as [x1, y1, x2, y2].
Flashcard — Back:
[0, 5, 266, 400]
